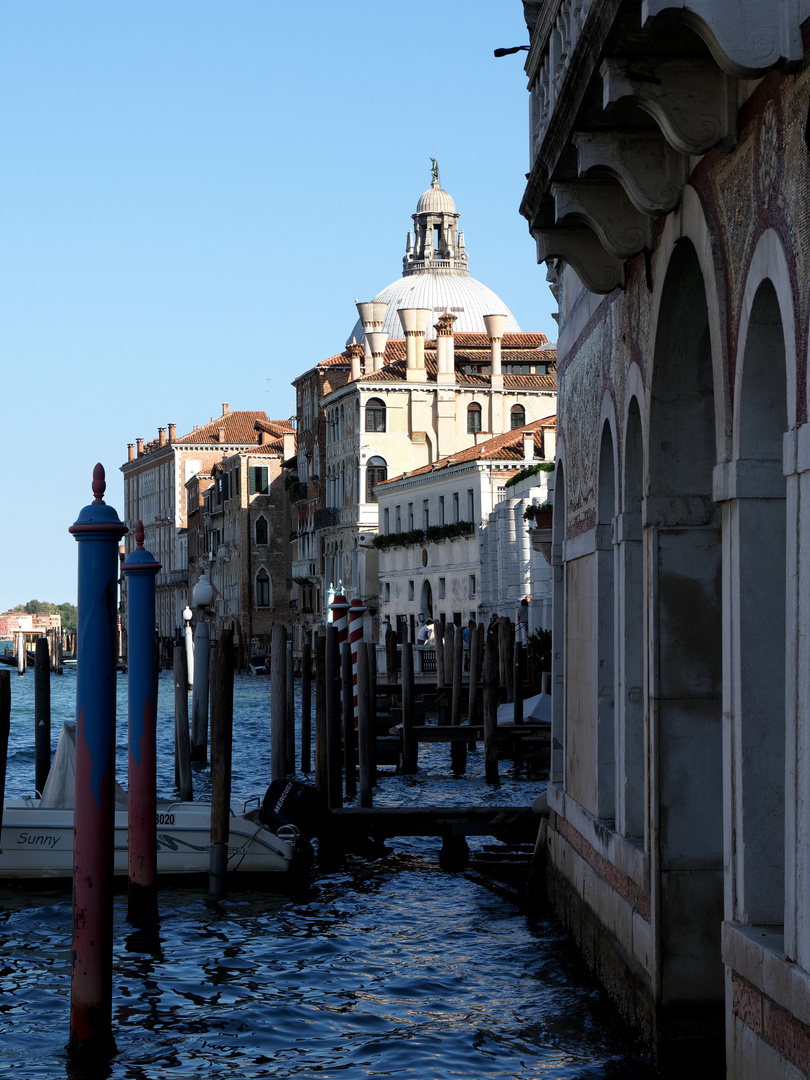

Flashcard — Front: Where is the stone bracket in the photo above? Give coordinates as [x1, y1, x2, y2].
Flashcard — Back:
[552, 179, 654, 259]
[533, 225, 625, 294]
[602, 57, 736, 155]
[642, 0, 804, 78]
[574, 130, 688, 216]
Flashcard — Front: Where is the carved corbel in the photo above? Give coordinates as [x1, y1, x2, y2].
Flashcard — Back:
[552, 180, 653, 259]
[533, 225, 625, 294]
[642, 0, 804, 78]
[601, 57, 736, 154]
[573, 130, 688, 216]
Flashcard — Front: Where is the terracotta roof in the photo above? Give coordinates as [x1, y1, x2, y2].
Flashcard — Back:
[358, 354, 557, 391]
[175, 410, 269, 446]
[380, 417, 557, 486]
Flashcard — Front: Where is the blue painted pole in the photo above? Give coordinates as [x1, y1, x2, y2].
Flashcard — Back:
[122, 521, 161, 921]
[67, 464, 127, 1060]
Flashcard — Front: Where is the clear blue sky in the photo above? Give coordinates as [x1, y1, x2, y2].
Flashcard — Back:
[0, 1, 556, 611]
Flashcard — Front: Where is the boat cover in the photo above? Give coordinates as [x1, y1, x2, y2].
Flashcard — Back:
[39, 721, 128, 809]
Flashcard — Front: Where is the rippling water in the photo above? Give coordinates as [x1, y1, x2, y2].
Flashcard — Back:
[0, 670, 654, 1079]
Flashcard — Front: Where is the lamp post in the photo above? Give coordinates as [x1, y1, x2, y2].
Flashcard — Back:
[182, 605, 194, 690]
[190, 574, 213, 762]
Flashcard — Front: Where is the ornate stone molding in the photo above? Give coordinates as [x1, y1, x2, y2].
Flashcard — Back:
[552, 180, 654, 258]
[574, 131, 688, 215]
[533, 226, 625, 294]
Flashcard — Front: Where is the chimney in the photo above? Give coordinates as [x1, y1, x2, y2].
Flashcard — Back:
[522, 428, 536, 460]
[398, 308, 430, 383]
[483, 313, 507, 388]
[218, 427, 226, 443]
[158, 427, 167, 447]
[127, 443, 135, 462]
[168, 423, 176, 443]
[136, 437, 144, 456]
[434, 308, 456, 384]
[347, 339, 364, 381]
[367, 330, 389, 372]
[222, 402, 229, 415]
[283, 431, 296, 460]
[543, 427, 556, 462]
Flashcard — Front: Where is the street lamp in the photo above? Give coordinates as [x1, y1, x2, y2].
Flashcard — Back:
[182, 605, 194, 690]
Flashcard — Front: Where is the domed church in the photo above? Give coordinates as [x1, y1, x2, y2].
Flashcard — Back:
[347, 163, 521, 343]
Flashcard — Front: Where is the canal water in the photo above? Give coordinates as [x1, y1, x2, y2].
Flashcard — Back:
[0, 670, 656, 1078]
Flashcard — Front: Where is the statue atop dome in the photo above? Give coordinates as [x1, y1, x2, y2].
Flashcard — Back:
[430, 157, 440, 186]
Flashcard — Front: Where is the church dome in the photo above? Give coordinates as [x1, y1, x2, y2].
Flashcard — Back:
[416, 185, 456, 214]
[348, 164, 520, 342]
[347, 273, 520, 341]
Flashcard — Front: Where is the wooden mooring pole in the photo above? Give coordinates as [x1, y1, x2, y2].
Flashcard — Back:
[0, 671, 10, 841]
[270, 623, 287, 781]
[34, 637, 50, 795]
[285, 639, 295, 775]
[450, 625, 466, 774]
[300, 640, 312, 773]
[401, 641, 417, 773]
[483, 628, 500, 785]
[314, 633, 327, 799]
[174, 644, 193, 802]
[357, 639, 373, 807]
[325, 625, 342, 808]
[208, 630, 234, 900]
[342, 641, 356, 799]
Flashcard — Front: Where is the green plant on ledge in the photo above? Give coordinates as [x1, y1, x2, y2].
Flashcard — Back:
[505, 461, 555, 488]
[523, 502, 553, 522]
[425, 520, 474, 543]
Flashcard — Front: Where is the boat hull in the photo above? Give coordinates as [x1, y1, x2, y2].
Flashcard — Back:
[0, 798, 295, 880]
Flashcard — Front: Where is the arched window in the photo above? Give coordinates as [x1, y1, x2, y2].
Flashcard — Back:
[255, 568, 271, 608]
[510, 404, 526, 429]
[366, 397, 386, 432]
[339, 405, 345, 439]
[255, 515, 268, 545]
[366, 456, 387, 501]
[467, 402, 482, 434]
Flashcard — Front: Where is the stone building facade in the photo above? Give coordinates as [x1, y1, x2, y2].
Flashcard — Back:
[518, 1, 810, 1074]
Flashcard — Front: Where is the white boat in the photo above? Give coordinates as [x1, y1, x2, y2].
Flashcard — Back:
[0, 722, 305, 881]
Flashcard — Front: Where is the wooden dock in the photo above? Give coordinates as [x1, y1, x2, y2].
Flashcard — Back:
[332, 804, 543, 843]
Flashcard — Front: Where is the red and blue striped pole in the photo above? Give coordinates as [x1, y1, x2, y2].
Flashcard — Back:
[67, 464, 127, 1059]
[122, 521, 161, 921]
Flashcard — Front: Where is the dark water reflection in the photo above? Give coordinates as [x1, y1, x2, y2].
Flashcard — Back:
[0, 672, 656, 1078]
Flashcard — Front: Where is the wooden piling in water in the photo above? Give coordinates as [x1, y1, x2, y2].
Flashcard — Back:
[483, 630, 500, 785]
[300, 640, 312, 773]
[500, 617, 514, 703]
[270, 623, 287, 781]
[385, 623, 398, 681]
[434, 621, 448, 725]
[357, 640, 373, 807]
[367, 643, 377, 773]
[173, 645, 192, 802]
[401, 641, 417, 773]
[0, 671, 10, 839]
[468, 623, 483, 750]
[325, 625, 342, 808]
[314, 633, 327, 799]
[190, 619, 209, 763]
[34, 638, 50, 795]
[285, 639, 295, 775]
[342, 641, 356, 799]
[208, 630, 234, 900]
[450, 626, 466, 774]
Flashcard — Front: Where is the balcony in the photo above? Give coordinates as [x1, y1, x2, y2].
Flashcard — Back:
[520, 0, 804, 293]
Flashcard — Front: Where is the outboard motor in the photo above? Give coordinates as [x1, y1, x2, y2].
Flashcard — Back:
[260, 778, 332, 841]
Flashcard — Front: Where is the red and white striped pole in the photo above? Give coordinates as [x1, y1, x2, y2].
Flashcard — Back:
[329, 592, 350, 650]
[348, 598, 367, 727]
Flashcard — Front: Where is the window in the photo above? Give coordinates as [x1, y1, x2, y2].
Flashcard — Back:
[438, 577, 446, 599]
[467, 403, 482, 434]
[255, 516, 268, 545]
[467, 488, 475, 521]
[383, 508, 390, 534]
[395, 505, 402, 531]
[407, 503, 414, 530]
[468, 574, 476, 597]
[438, 496, 445, 526]
[408, 580, 414, 601]
[365, 397, 386, 432]
[511, 404, 526, 429]
[422, 499, 430, 530]
[366, 456, 387, 501]
[255, 569, 271, 607]
[452, 492, 459, 523]
[384, 582, 390, 602]
[249, 466, 269, 495]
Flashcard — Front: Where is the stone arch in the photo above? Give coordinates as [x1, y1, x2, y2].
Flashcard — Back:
[596, 416, 617, 820]
[646, 233, 724, 1012]
[726, 263, 789, 931]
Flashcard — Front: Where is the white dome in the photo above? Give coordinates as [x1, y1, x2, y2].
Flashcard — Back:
[416, 185, 456, 214]
[347, 271, 520, 343]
